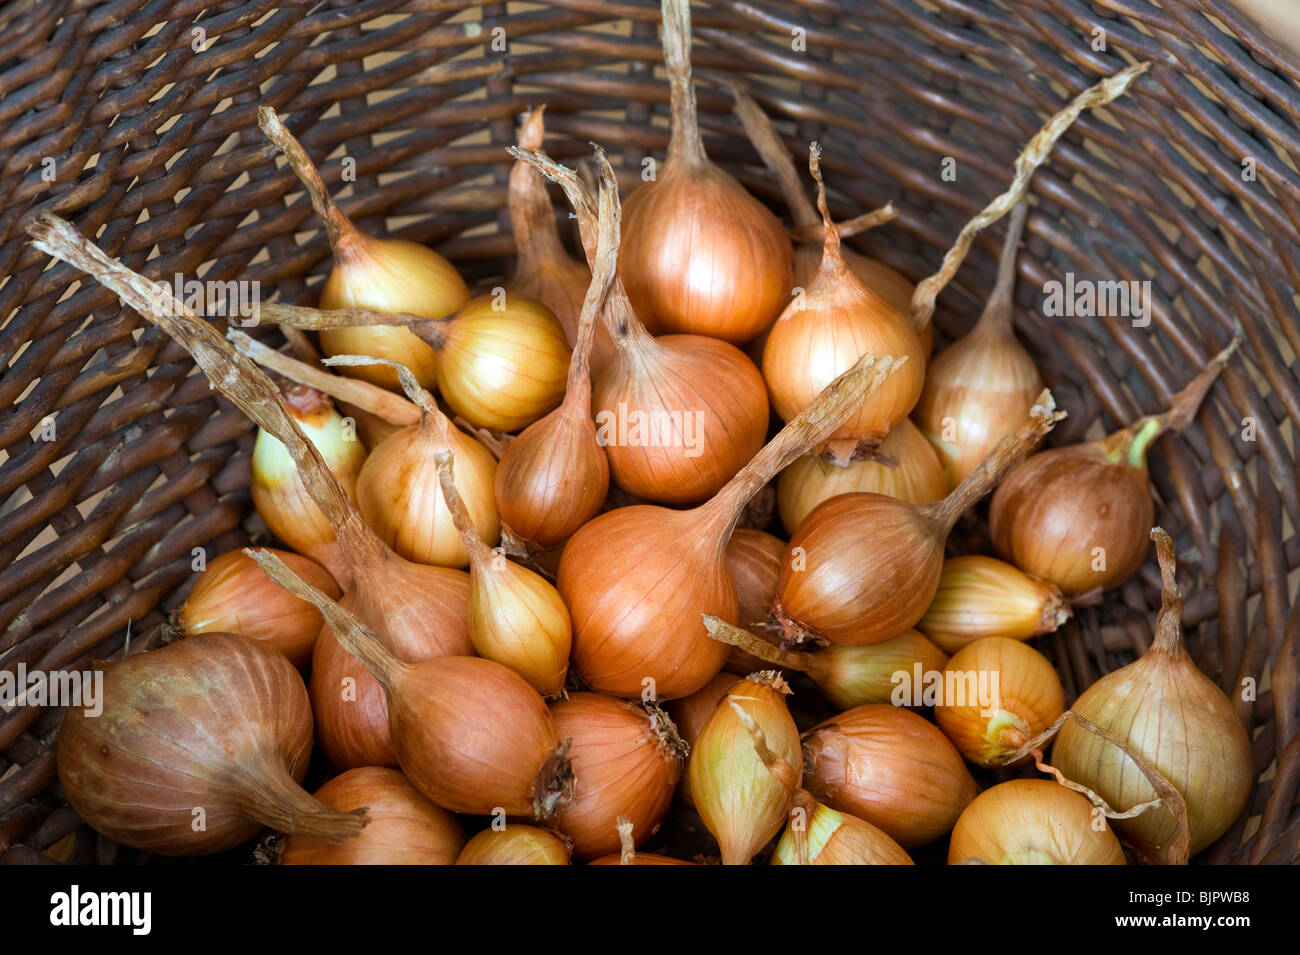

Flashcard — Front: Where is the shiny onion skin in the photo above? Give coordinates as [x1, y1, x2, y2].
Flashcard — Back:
[772, 797, 914, 865]
[775, 395, 1060, 645]
[689, 672, 801, 865]
[252, 550, 573, 820]
[703, 618, 948, 711]
[494, 169, 619, 552]
[989, 339, 1237, 596]
[437, 450, 571, 696]
[802, 704, 977, 848]
[591, 333, 768, 505]
[918, 555, 1071, 653]
[988, 441, 1153, 596]
[552, 693, 684, 859]
[948, 779, 1125, 865]
[559, 343, 903, 698]
[763, 146, 925, 461]
[309, 567, 471, 770]
[317, 230, 467, 393]
[281, 767, 464, 865]
[56, 633, 366, 856]
[177, 548, 339, 667]
[251, 388, 366, 588]
[505, 106, 611, 373]
[934, 637, 1065, 767]
[667, 671, 740, 810]
[1052, 529, 1252, 860]
[776, 418, 945, 536]
[355, 407, 499, 570]
[723, 528, 787, 672]
[255, 109, 468, 394]
[430, 293, 571, 432]
[913, 204, 1044, 489]
[510, 146, 770, 507]
[456, 826, 572, 865]
[618, 0, 792, 343]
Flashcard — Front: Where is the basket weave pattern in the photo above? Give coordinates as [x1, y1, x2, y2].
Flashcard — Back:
[1, 0, 1297, 864]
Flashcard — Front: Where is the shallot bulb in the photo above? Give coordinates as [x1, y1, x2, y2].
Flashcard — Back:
[281, 767, 464, 865]
[774, 395, 1062, 645]
[948, 779, 1125, 865]
[913, 203, 1044, 489]
[918, 555, 1071, 653]
[1051, 528, 1252, 860]
[802, 704, 976, 847]
[776, 418, 945, 536]
[771, 793, 914, 866]
[551, 693, 685, 859]
[436, 449, 571, 696]
[509, 142, 769, 507]
[456, 826, 572, 865]
[57, 633, 367, 855]
[618, 0, 793, 343]
[251, 549, 574, 820]
[763, 145, 925, 462]
[989, 339, 1235, 596]
[258, 107, 468, 393]
[493, 166, 619, 552]
[689, 672, 800, 865]
[251, 386, 366, 588]
[558, 345, 903, 698]
[176, 547, 339, 667]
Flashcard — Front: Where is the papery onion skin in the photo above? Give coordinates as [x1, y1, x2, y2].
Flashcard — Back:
[57, 633, 363, 856]
[621, 163, 793, 344]
[778, 492, 945, 645]
[988, 443, 1153, 596]
[309, 567, 471, 770]
[667, 672, 739, 810]
[552, 693, 683, 859]
[177, 548, 339, 667]
[251, 391, 366, 588]
[281, 767, 464, 865]
[934, 637, 1065, 767]
[771, 800, 914, 865]
[1052, 532, 1251, 858]
[794, 244, 913, 321]
[689, 672, 800, 865]
[918, 555, 1071, 654]
[724, 529, 787, 672]
[559, 506, 736, 699]
[763, 276, 925, 456]
[355, 417, 499, 569]
[494, 401, 608, 551]
[319, 229, 469, 392]
[435, 294, 571, 432]
[592, 335, 768, 506]
[388, 655, 566, 817]
[802, 704, 977, 848]
[455, 826, 571, 865]
[948, 779, 1125, 865]
[777, 418, 945, 535]
[806, 631, 950, 710]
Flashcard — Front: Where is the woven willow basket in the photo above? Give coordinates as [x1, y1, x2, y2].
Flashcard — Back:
[2, 0, 1298, 865]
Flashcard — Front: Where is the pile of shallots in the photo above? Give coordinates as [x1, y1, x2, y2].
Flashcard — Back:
[31, 0, 1249, 866]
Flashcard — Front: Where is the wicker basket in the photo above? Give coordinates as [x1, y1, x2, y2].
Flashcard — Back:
[2, 0, 1297, 865]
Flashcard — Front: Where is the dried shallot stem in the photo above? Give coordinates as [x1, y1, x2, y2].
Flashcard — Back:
[616, 815, 636, 865]
[26, 213, 382, 566]
[258, 106, 356, 249]
[910, 61, 1151, 335]
[228, 329, 421, 426]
